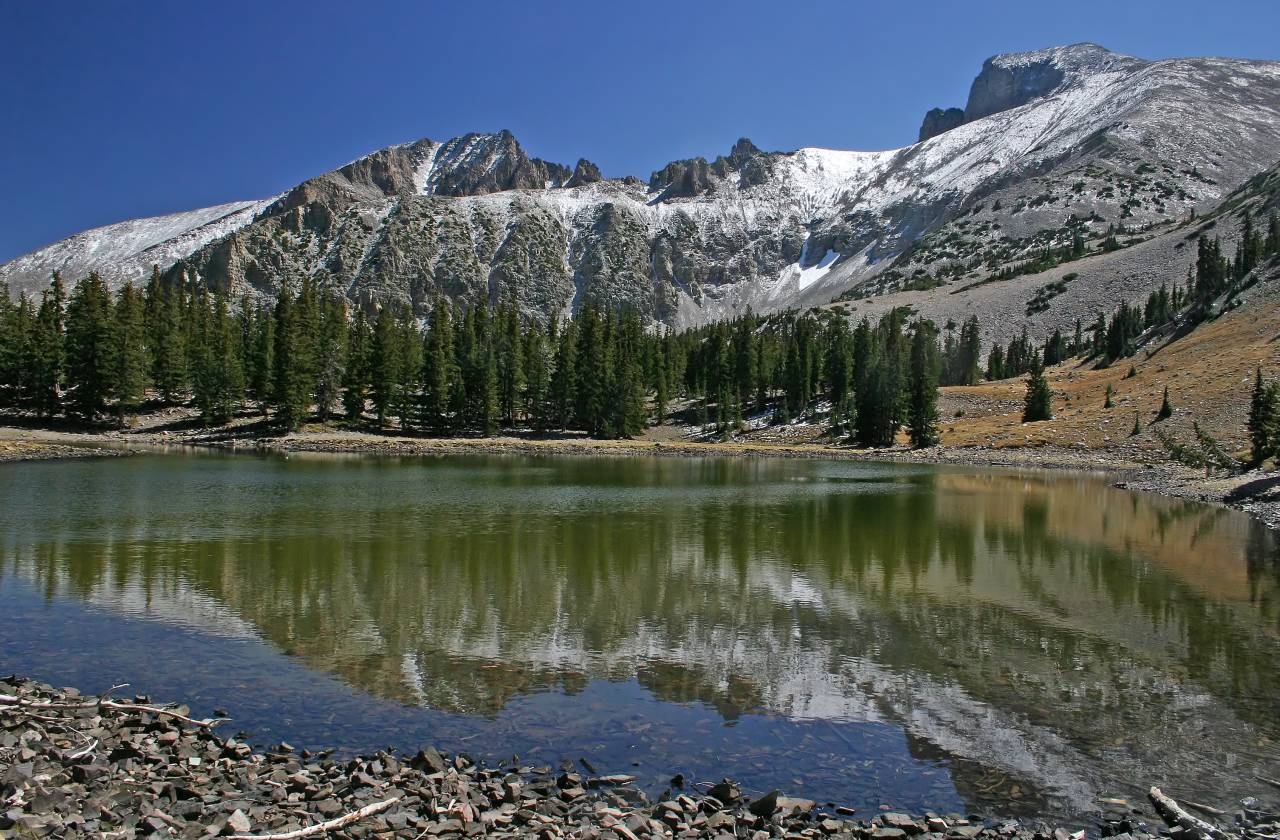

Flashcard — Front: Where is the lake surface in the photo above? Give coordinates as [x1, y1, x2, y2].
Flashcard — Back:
[1, 452, 1278, 824]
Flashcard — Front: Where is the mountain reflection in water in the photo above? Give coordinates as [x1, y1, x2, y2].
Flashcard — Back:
[1, 453, 1277, 823]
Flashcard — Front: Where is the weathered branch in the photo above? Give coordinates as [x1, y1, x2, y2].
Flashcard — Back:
[1149, 787, 1230, 840]
[227, 795, 402, 839]
[0, 693, 227, 729]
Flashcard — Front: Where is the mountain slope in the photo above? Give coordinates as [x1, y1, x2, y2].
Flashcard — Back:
[4, 44, 1279, 330]
[0, 199, 272, 294]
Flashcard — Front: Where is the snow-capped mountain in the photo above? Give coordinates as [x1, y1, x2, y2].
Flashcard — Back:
[4, 43, 1280, 328]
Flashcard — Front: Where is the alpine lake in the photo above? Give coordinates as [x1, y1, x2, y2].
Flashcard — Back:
[2, 450, 1278, 826]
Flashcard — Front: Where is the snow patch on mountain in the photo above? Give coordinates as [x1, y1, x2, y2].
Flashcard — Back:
[1, 198, 273, 297]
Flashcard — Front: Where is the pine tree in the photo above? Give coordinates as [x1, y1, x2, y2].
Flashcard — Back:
[497, 298, 524, 427]
[145, 268, 187, 403]
[64, 272, 117, 421]
[420, 300, 455, 431]
[906, 321, 940, 448]
[1156, 386, 1173, 421]
[610, 311, 647, 438]
[369, 306, 401, 428]
[550, 319, 576, 430]
[313, 296, 347, 423]
[1022, 353, 1052, 422]
[0, 287, 23, 409]
[272, 283, 312, 430]
[1104, 382, 1114, 409]
[112, 283, 148, 422]
[190, 293, 244, 425]
[524, 322, 551, 432]
[652, 330, 670, 424]
[8, 296, 36, 411]
[394, 311, 422, 430]
[30, 274, 67, 416]
[1248, 368, 1280, 463]
[574, 305, 608, 435]
[342, 308, 370, 423]
[249, 304, 275, 414]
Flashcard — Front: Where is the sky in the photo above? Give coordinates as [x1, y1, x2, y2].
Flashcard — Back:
[2, 0, 1279, 263]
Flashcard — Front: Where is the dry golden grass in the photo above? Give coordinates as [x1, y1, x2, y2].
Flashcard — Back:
[939, 285, 1280, 459]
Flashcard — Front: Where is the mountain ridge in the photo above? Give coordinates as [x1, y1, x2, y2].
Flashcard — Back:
[4, 43, 1280, 333]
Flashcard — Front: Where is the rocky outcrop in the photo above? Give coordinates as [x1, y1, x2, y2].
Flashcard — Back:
[964, 56, 1066, 122]
[272, 140, 431, 215]
[431, 130, 571, 197]
[918, 107, 965, 142]
[565, 158, 603, 187]
[650, 156, 714, 199]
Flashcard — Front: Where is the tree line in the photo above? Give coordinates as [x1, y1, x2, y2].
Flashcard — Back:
[2, 210, 1273, 443]
[0, 270, 955, 448]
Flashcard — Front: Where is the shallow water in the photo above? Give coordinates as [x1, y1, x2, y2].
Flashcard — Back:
[1, 452, 1278, 823]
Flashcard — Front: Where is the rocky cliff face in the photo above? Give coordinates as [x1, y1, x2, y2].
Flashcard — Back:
[918, 107, 965, 142]
[5, 44, 1280, 330]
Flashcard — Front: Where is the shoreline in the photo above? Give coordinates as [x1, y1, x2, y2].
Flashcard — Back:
[4, 423, 1277, 526]
[1, 675, 1261, 840]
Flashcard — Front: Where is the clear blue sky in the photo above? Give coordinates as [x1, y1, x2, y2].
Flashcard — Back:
[3, 0, 1279, 262]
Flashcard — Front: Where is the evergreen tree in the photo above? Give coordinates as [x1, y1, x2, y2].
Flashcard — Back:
[112, 283, 148, 422]
[342, 309, 371, 422]
[549, 319, 577, 430]
[986, 344, 1005, 381]
[0, 287, 24, 409]
[420, 300, 455, 431]
[1022, 353, 1052, 422]
[1248, 368, 1279, 464]
[30, 274, 67, 416]
[1104, 382, 1114, 409]
[610, 311, 647, 438]
[496, 298, 524, 427]
[190, 293, 244, 425]
[272, 282, 312, 430]
[652, 330, 670, 423]
[524, 322, 551, 432]
[574, 305, 608, 435]
[394, 309, 422, 430]
[906, 321, 941, 447]
[144, 268, 186, 403]
[64, 272, 116, 421]
[249, 304, 275, 414]
[1156, 386, 1173, 421]
[313, 296, 348, 423]
[369, 306, 401, 428]
[8, 296, 37, 411]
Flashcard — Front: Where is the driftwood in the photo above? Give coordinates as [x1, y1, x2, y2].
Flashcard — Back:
[1149, 787, 1230, 840]
[0, 692, 227, 729]
[227, 795, 402, 839]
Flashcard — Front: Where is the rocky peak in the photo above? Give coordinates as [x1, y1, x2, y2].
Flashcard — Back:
[966, 43, 1142, 121]
[916, 43, 1145, 143]
[565, 158, 603, 188]
[728, 137, 761, 164]
[428, 130, 571, 197]
[649, 138, 773, 199]
[271, 138, 432, 215]
[918, 108, 965, 143]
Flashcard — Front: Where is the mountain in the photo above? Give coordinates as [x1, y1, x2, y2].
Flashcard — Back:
[4, 43, 1280, 332]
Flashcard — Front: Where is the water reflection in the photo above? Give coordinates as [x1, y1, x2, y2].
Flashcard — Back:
[0, 454, 1278, 821]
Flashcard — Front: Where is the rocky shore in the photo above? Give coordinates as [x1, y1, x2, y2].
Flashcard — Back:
[3, 677, 1277, 840]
